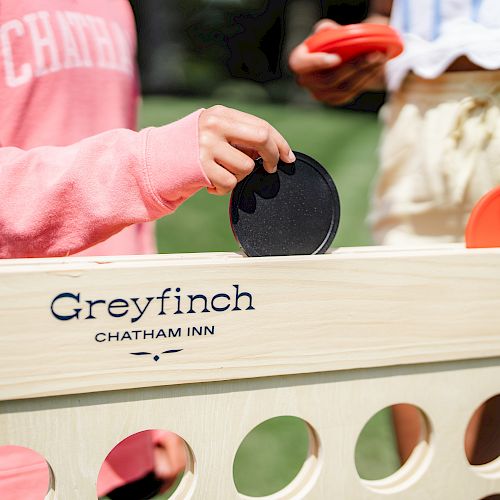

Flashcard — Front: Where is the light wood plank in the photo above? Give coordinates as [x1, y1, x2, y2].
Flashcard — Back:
[1, 246, 500, 401]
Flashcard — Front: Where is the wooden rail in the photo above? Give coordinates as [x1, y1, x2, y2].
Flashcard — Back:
[0, 246, 499, 498]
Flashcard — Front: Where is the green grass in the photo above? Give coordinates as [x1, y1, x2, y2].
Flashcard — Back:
[233, 416, 310, 497]
[134, 95, 400, 498]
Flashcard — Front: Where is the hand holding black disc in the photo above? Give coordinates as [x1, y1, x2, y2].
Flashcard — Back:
[230, 151, 341, 257]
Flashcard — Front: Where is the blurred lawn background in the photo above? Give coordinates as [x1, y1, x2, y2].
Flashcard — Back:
[138, 96, 401, 497]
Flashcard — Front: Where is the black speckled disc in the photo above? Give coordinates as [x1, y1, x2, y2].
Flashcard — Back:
[230, 151, 341, 257]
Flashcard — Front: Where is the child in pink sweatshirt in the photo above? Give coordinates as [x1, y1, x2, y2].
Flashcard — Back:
[0, 1, 294, 498]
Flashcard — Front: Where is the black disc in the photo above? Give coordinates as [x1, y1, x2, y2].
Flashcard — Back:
[229, 151, 341, 257]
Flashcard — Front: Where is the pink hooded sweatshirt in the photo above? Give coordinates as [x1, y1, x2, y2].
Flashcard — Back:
[0, 0, 210, 497]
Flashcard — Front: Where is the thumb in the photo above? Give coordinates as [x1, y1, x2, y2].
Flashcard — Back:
[289, 43, 341, 74]
[313, 19, 340, 33]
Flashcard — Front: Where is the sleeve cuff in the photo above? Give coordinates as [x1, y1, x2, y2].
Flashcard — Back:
[142, 109, 211, 213]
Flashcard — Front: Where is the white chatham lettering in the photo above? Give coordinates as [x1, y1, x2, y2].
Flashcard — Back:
[0, 10, 133, 87]
[86, 15, 118, 70]
[111, 22, 133, 75]
[56, 11, 83, 69]
[64, 12, 93, 67]
[23, 11, 62, 76]
[0, 19, 32, 87]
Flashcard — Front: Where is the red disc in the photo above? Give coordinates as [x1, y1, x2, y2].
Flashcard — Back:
[310, 23, 401, 44]
[465, 186, 500, 248]
[305, 23, 403, 62]
[321, 35, 402, 61]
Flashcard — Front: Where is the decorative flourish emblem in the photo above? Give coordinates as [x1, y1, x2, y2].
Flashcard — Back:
[130, 349, 183, 362]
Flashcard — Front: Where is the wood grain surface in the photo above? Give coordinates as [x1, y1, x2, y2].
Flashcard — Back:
[0, 245, 499, 402]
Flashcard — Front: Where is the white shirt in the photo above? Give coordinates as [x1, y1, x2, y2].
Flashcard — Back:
[386, 0, 500, 90]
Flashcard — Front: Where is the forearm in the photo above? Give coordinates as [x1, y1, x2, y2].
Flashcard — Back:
[0, 111, 210, 258]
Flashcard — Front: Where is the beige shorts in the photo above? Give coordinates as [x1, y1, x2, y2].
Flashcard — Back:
[369, 70, 500, 245]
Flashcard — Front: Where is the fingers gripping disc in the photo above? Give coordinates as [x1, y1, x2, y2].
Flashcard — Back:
[230, 152, 341, 257]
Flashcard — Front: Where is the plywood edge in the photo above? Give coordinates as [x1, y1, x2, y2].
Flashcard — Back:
[0, 244, 497, 273]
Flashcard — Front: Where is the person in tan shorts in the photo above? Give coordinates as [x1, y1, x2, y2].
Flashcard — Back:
[289, 0, 500, 472]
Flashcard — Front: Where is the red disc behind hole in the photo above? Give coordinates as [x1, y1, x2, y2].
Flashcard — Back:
[465, 187, 500, 248]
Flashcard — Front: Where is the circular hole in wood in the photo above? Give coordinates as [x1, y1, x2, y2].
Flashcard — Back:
[0, 445, 53, 499]
[466, 394, 500, 478]
[233, 415, 321, 499]
[97, 430, 195, 500]
[355, 404, 432, 493]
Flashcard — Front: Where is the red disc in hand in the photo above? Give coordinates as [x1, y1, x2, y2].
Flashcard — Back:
[305, 23, 403, 62]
